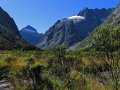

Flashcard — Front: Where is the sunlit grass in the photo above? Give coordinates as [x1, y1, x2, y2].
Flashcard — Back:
[0, 50, 117, 90]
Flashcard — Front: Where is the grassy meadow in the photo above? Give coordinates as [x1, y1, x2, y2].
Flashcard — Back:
[0, 47, 118, 90]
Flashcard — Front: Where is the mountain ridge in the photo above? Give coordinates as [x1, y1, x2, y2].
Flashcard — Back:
[76, 4, 120, 50]
[37, 8, 113, 49]
[0, 7, 20, 36]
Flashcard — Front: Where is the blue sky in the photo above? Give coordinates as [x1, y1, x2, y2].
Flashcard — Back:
[0, 0, 119, 33]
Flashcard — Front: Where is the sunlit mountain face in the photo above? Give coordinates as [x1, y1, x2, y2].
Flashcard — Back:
[37, 8, 113, 49]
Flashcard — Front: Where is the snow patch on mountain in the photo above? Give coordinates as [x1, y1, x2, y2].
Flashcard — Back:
[24, 28, 37, 33]
[68, 15, 85, 20]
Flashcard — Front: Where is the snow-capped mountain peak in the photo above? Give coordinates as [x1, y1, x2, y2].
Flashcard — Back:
[22, 25, 38, 33]
[20, 25, 44, 46]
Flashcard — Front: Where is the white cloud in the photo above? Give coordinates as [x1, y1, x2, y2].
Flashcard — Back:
[68, 15, 85, 20]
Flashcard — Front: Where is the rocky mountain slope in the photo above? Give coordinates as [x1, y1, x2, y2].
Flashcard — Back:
[37, 8, 113, 49]
[20, 25, 44, 46]
[0, 7, 35, 50]
[0, 7, 20, 36]
[76, 4, 120, 50]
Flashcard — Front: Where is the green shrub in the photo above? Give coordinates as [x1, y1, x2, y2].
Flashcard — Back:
[4, 56, 16, 64]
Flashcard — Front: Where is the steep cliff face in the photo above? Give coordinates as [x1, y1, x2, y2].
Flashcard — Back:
[0, 7, 34, 50]
[37, 8, 113, 49]
[0, 7, 20, 36]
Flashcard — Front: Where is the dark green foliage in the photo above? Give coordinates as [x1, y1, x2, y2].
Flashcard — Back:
[48, 46, 71, 79]
[4, 56, 16, 64]
[26, 58, 35, 66]
[0, 66, 10, 79]
[15, 58, 54, 90]
[34, 50, 42, 60]
[28, 64, 44, 90]
[66, 75, 87, 90]
[93, 25, 120, 90]
[93, 25, 120, 52]
[0, 24, 37, 50]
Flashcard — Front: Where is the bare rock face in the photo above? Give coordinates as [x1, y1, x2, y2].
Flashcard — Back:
[104, 3, 120, 26]
[37, 8, 113, 49]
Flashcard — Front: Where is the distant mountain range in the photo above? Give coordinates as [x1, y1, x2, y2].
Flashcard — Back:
[37, 8, 113, 49]
[0, 4, 119, 50]
[20, 25, 44, 46]
[0, 7, 35, 50]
